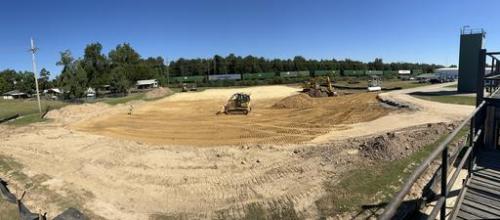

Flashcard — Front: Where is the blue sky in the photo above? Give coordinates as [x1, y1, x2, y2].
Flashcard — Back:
[0, 0, 499, 76]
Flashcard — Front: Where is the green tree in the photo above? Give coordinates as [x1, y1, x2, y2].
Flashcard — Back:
[57, 51, 88, 99]
[110, 67, 129, 95]
[15, 71, 35, 94]
[39, 68, 51, 91]
[109, 43, 140, 65]
[0, 69, 17, 93]
[83, 42, 108, 86]
[0, 76, 8, 94]
[293, 56, 307, 71]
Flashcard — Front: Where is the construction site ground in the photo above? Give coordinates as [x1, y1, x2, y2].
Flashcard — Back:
[0, 83, 474, 219]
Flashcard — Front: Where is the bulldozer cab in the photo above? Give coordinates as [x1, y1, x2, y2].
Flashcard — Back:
[224, 93, 251, 115]
[230, 93, 250, 106]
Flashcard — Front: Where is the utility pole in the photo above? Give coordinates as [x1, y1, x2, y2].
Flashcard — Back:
[29, 37, 42, 116]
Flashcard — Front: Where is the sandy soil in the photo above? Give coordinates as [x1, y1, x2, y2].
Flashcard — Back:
[0, 83, 475, 219]
[75, 88, 389, 146]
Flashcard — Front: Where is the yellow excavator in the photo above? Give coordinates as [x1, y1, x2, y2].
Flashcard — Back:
[302, 76, 337, 97]
[218, 93, 252, 115]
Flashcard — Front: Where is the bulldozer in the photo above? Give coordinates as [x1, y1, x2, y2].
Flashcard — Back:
[181, 83, 198, 92]
[302, 76, 337, 97]
[218, 93, 252, 115]
[367, 76, 382, 92]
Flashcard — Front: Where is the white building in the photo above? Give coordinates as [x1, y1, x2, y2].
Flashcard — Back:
[136, 79, 159, 90]
[435, 67, 459, 79]
[2, 90, 28, 100]
[398, 70, 412, 80]
[43, 88, 63, 100]
[398, 70, 411, 75]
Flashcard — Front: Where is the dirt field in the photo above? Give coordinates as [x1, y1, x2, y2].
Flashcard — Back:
[0, 84, 476, 219]
[75, 86, 390, 146]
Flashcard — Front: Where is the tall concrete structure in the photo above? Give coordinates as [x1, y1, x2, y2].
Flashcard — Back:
[458, 30, 485, 93]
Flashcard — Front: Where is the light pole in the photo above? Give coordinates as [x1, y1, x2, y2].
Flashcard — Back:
[29, 37, 42, 116]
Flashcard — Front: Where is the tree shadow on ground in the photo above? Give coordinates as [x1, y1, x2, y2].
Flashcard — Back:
[409, 90, 459, 97]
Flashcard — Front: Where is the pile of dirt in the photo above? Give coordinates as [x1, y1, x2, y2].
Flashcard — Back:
[272, 93, 315, 109]
[359, 123, 453, 161]
[145, 87, 174, 99]
[46, 103, 113, 124]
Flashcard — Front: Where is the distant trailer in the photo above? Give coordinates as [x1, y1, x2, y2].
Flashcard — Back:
[136, 79, 159, 89]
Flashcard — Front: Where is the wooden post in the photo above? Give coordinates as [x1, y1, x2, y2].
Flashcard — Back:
[476, 49, 486, 149]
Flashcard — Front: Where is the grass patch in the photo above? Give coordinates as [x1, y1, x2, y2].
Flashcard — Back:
[316, 128, 468, 217]
[413, 95, 475, 106]
[0, 99, 66, 119]
[0, 154, 103, 219]
[95, 90, 175, 105]
[95, 93, 146, 105]
[0, 198, 19, 220]
[0, 155, 26, 219]
[382, 80, 430, 89]
[0, 155, 29, 184]
[5, 113, 49, 126]
[445, 84, 458, 88]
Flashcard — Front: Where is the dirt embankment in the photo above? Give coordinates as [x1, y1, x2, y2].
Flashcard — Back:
[144, 87, 174, 99]
[360, 123, 454, 161]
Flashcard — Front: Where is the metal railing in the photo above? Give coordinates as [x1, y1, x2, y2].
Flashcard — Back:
[380, 49, 499, 219]
[379, 101, 486, 220]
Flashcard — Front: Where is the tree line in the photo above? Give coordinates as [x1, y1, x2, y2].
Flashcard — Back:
[0, 42, 444, 98]
[170, 57, 442, 76]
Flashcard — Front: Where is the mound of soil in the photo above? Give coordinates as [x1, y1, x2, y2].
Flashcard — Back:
[360, 123, 453, 161]
[46, 103, 113, 124]
[145, 87, 174, 99]
[272, 94, 315, 109]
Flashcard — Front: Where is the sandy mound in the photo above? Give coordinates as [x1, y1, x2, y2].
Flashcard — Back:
[272, 93, 315, 109]
[46, 103, 113, 124]
[360, 123, 454, 161]
[145, 87, 174, 99]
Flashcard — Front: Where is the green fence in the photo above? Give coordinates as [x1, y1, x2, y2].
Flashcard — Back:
[279, 71, 310, 78]
[297, 71, 310, 77]
[365, 70, 383, 75]
[242, 72, 276, 80]
[343, 70, 365, 76]
[171, 75, 206, 83]
[314, 70, 339, 77]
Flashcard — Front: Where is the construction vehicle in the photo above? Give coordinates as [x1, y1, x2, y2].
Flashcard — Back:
[219, 93, 252, 115]
[181, 83, 198, 92]
[302, 76, 337, 97]
[367, 76, 382, 92]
